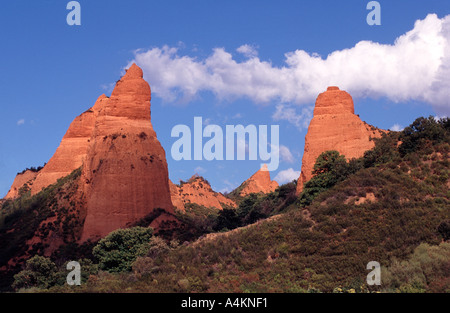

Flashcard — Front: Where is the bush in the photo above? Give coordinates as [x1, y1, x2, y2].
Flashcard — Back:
[399, 116, 450, 156]
[93, 227, 154, 273]
[299, 150, 357, 206]
[213, 208, 241, 231]
[382, 243, 450, 292]
[438, 220, 450, 241]
[12, 256, 57, 290]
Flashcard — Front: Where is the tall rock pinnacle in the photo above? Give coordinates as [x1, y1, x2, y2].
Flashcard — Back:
[80, 63, 174, 241]
[7, 63, 175, 241]
[296, 86, 385, 194]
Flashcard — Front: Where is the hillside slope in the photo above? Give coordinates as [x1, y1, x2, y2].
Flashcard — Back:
[41, 116, 449, 293]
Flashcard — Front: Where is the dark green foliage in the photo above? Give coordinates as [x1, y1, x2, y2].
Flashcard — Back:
[173, 204, 217, 242]
[92, 227, 154, 273]
[0, 167, 83, 291]
[17, 164, 46, 175]
[382, 243, 450, 293]
[12, 256, 98, 291]
[12, 256, 58, 290]
[214, 208, 241, 231]
[399, 116, 450, 156]
[438, 220, 450, 241]
[299, 151, 361, 206]
[363, 132, 400, 168]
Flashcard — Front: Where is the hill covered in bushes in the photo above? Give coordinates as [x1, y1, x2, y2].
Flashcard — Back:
[3, 116, 450, 293]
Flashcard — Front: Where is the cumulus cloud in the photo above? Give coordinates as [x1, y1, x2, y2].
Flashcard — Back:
[279, 145, 295, 163]
[17, 119, 25, 126]
[274, 168, 300, 185]
[131, 14, 450, 115]
[236, 44, 258, 58]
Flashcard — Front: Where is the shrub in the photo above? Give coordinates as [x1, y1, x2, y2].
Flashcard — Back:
[382, 242, 450, 292]
[12, 256, 58, 290]
[437, 220, 450, 241]
[299, 150, 356, 206]
[214, 208, 241, 231]
[93, 227, 154, 273]
[399, 116, 450, 156]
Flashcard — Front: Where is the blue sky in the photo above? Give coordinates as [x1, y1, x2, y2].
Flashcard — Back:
[1, 0, 449, 196]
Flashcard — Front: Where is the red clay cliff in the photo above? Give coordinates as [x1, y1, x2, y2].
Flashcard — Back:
[296, 86, 385, 194]
[170, 176, 236, 211]
[80, 64, 174, 241]
[5, 64, 175, 242]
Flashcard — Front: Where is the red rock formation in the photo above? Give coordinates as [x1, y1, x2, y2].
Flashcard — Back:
[296, 86, 385, 194]
[239, 164, 279, 197]
[170, 176, 236, 211]
[79, 64, 174, 241]
[5, 170, 39, 199]
[6, 64, 175, 242]
[30, 95, 106, 195]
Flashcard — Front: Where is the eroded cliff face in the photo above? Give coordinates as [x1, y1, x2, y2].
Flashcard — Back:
[30, 96, 105, 196]
[6, 64, 175, 242]
[296, 86, 385, 194]
[169, 176, 236, 211]
[240, 164, 279, 197]
[5, 170, 39, 199]
[79, 64, 174, 241]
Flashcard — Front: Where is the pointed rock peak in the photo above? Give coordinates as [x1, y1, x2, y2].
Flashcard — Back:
[239, 165, 278, 197]
[314, 86, 354, 116]
[122, 63, 143, 80]
[109, 62, 151, 120]
[259, 164, 269, 172]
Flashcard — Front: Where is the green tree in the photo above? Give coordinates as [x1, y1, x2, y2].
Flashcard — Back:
[12, 255, 58, 290]
[399, 116, 450, 156]
[93, 227, 154, 273]
[214, 208, 241, 231]
[299, 151, 350, 206]
[382, 242, 450, 293]
[363, 133, 400, 168]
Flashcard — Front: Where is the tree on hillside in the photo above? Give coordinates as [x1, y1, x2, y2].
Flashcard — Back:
[93, 227, 154, 273]
[299, 151, 352, 206]
[399, 116, 450, 156]
[12, 255, 57, 290]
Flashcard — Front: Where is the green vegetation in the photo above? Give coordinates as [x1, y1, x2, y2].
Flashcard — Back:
[382, 242, 450, 293]
[299, 150, 359, 206]
[93, 227, 154, 273]
[17, 164, 46, 175]
[2, 116, 449, 293]
[0, 167, 84, 291]
[12, 256, 98, 291]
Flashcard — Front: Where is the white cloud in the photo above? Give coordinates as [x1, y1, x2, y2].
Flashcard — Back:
[390, 124, 404, 131]
[274, 168, 300, 185]
[272, 104, 313, 130]
[131, 14, 450, 116]
[236, 44, 258, 58]
[279, 145, 295, 163]
[17, 119, 25, 126]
